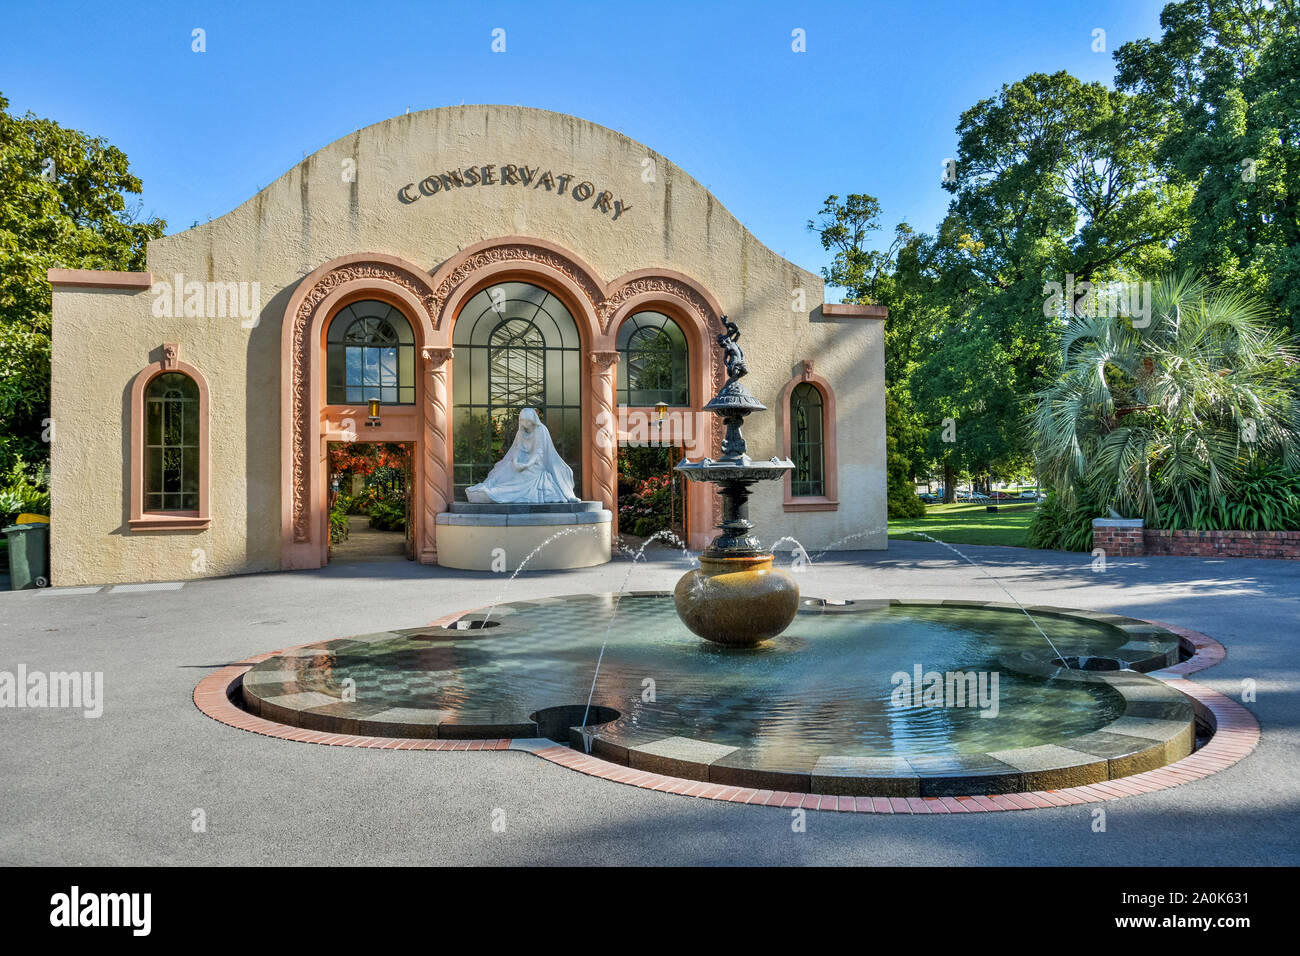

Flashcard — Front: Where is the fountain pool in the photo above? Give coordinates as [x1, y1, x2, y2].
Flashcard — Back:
[238, 593, 1196, 796]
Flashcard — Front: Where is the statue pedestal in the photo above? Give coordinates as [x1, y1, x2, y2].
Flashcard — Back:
[434, 502, 611, 571]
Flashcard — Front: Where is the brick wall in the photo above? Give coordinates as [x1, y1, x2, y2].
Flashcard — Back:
[1092, 518, 1300, 559]
[1093, 524, 1145, 557]
[1142, 529, 1300, 559]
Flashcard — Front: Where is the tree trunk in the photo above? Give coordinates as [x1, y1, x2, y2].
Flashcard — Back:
[943, 464, 957, 503]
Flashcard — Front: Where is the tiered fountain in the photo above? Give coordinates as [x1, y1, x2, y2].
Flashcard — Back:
[672, 318, 800, 646]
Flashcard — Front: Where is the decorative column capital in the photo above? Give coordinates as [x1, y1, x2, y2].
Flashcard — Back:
[422, 346, 454, 368]
[590, 350, 620, 372]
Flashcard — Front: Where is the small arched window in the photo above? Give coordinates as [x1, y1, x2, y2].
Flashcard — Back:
[326, 300, 416, 405]
[145, 373, 201, 512]
[616, 311, 689, 406]
[780, 361, 837, 511]
[129, 344, 211, 530]
[790, 383, 825, 497]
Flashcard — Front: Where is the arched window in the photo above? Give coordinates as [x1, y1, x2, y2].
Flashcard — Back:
[452, 281, 582, 499]
[129, 344, 211, 530]
[790, 383, 825, 497]
[780, 361, 838, 511]
[145, 373, 200, 512]
[616, 311, 689, 406]
[326, 300, 416, 405]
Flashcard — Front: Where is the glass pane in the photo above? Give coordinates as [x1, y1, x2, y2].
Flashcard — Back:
[183, 449, 199, 494]
[162, 448, 181, 492]
[147, 448, 162, 496]
[399, 345, 414, 390]
[379, 347, 397, 386]
[182, 398, 198, 446]
[346, 348, 362, 388]
[146, 400, 162, 446]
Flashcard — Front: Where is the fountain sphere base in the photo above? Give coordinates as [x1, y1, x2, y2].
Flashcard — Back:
[673, 553, 800, 646]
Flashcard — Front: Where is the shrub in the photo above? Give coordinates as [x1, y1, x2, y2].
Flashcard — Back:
[368, 498, 406, 532]
[1027, 490, 1102, 551]
[618, 472, 674, 538]
[888, 484, 926, 519]
[329, 504, 350, 544]
[0, 488, 22, 521]
[1030, 274, 1300, 528]
[1154, 463, 1300, 531]
[0, 456, 48, 516]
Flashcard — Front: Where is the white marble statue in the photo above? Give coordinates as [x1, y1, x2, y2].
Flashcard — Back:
[465, 408, 580, 504]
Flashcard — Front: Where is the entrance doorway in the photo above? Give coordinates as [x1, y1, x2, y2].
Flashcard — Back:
[326, 442, 414, 563]
[616, 444, 687, 551]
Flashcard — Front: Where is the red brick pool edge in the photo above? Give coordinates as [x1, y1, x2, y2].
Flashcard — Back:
[192, 621, 1258, 813]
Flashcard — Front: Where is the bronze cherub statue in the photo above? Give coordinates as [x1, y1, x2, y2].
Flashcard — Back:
[716, 317, 748, 382]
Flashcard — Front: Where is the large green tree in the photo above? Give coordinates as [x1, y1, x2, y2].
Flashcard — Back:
[0, 92, 164, 474]
[1116, 0, 1300, 331]
[809, 194, 929, 515]
[914, 71, 1190, 496]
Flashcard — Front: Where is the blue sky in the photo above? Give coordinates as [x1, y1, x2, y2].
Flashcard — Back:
[2, 0, 1166, 283]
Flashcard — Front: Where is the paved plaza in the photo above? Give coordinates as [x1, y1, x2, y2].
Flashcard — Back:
[1, 540, 1295, 866]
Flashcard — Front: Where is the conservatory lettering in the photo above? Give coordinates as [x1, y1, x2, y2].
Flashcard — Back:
[397, 162, 633, 221]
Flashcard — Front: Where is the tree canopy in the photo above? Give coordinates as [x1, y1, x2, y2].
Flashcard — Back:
[0, 91, 165, 475]
[816, 1, 1299, 505]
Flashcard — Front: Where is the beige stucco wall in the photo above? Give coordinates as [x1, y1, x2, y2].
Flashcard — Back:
[50, 104, 884, 585]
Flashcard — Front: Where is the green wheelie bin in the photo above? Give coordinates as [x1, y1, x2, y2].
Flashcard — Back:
[3, 522, 50, 589]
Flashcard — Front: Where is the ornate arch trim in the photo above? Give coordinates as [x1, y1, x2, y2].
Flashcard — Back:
[280, 253, 438, 555]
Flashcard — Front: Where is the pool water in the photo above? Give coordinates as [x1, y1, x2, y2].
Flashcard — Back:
[249, 594, 1181, 770]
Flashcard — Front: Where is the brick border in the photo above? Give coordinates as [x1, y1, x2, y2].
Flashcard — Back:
[193, 621, 1256, 813]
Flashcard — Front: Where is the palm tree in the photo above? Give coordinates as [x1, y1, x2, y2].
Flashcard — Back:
[1030, 274, 1300, 528]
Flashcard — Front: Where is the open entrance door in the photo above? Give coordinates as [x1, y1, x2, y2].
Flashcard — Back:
[616, 444, 687, 550]
[326, 441, 414, 564]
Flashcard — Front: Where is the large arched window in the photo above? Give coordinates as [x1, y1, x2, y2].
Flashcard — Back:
[145, 373, 201, 512]
[326, 300, 416, 405]
[616, 311, 689, 406]
[452, 282, 582, 499]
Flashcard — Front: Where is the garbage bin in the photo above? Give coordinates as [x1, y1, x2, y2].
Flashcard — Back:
[2, 523, 50, 589]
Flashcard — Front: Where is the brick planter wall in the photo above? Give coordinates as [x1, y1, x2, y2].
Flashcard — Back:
[1093, 518, 1300, 559]
[1092, 519, 1145, 557]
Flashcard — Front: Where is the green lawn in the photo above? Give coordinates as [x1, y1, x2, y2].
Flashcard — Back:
[889, 501, 1038, 548]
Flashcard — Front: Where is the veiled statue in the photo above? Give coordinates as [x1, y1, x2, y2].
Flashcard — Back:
[465, 408, 579, 504]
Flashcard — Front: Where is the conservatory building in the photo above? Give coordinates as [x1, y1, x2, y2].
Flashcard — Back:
[46, 105, 886, 585]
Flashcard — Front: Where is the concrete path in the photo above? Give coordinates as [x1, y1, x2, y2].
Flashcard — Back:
[328, 515, 407, 562]
[1, 540, 1295, 865]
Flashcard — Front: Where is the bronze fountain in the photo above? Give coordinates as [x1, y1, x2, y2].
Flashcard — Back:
[673, 318, 800, 646]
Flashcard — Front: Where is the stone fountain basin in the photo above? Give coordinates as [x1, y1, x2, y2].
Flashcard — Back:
[433, 502, 611, 570]
[236, 594, 1196, 796]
